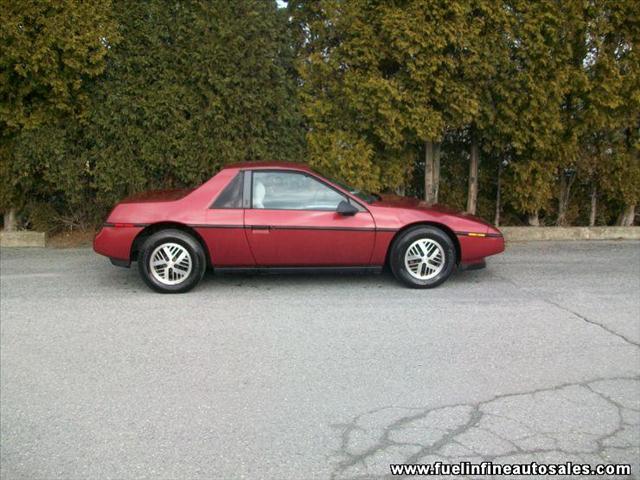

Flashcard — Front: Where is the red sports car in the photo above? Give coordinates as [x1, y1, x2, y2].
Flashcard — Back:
[94, 162, 504, 293]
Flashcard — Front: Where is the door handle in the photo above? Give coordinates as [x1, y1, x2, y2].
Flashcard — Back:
[250, 225, 271, 231]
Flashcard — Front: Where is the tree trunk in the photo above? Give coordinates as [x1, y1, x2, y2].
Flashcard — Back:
[466, 134, 480, 214]
[424, 141, 435, 203]
[433, 142, 441, 203]
[589, 184, 597, 227]
[3, 208, 16, 232]
[556, 172, 575, 226]
[494, 161, 502, 227]
[528, 211, 540, 226]
[617, 204, 636, 226]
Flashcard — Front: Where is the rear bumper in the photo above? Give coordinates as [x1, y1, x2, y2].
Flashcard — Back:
[93, 225, 144, 262]
[110, 257, 131, 268]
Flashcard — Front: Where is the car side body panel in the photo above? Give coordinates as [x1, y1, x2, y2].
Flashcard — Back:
[365, 200, 504, 264]
[94, 168, 246, 263]
[370, 230, 397, 265]
[197, 209, 254, 267]
[244, 209, 375, 266]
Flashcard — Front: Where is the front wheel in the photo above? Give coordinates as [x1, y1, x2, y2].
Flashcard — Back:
[389, 226, 456, 288]
[138, 229, 206, 293]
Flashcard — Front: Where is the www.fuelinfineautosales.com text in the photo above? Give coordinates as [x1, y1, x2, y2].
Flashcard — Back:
[389, 461, 631, 476]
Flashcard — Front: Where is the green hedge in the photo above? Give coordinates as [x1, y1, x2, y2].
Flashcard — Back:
[1, 1, 638, 229]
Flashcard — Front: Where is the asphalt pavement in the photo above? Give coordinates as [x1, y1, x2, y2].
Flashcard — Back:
[1, 241, 639, 479]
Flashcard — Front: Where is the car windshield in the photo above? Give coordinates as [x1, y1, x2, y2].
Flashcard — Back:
[316, 171, 377, 204]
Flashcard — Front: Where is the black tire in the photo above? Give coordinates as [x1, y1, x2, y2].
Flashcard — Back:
[137, 229, 206, 293]
[389, 226, 456, 288]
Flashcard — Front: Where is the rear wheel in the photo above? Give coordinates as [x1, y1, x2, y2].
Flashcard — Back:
[389, 226, 456, 288]
[138, 229, 206, 293]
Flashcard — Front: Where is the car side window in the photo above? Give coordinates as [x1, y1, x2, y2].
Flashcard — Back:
[211, 172, 243, 208]
[252, 171, 347, 211]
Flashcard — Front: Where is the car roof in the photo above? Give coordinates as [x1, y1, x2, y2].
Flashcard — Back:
[223, 161, 315, 173]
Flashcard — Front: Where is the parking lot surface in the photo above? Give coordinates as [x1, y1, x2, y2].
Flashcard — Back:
[1, 241, 639, 479]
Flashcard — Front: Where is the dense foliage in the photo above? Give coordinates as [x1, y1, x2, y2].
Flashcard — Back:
[1, 0, 303, 230]
[291, 0, 639, 226]
[1, 0, 638, 231]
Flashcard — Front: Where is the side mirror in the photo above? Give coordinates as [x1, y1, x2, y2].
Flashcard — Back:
[337, 200, 358, 216]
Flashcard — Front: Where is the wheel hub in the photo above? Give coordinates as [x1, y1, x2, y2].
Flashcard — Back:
[149, 243, 192, 286]
[404, 238, 445, 280]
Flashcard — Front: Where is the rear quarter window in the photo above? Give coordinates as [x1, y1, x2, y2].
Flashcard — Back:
[211, 173, 243, 208]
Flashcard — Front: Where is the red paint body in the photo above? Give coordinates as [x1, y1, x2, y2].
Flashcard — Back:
[94, 162, 504, 268]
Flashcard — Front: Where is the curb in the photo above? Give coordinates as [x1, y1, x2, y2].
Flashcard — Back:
[0, 231, 46, 247]
[500, 226, 640, 242]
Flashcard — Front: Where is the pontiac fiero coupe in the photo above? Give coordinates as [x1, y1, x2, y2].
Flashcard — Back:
[94, 162, 504, 293]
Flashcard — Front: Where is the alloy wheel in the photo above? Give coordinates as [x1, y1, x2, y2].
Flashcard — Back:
[149, 242, 193, 285]
[404, 238, 445, 280]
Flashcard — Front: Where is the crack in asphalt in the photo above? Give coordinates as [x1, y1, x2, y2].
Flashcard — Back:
[329, 376, 640, 480]
[543, 297, 640, 349]
[494, 272, 640, 349]
[326, 257, 640, 479]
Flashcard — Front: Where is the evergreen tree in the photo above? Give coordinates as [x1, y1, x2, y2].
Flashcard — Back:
[86, 0, 305, 211]
[3, 0, 305, 226]
[0, 0, 117, 229]
[291, 0, 481, 197]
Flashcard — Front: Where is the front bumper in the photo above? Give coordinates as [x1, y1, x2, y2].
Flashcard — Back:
[456, 232, 505, 264]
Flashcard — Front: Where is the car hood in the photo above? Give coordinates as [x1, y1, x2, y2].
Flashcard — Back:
[374, 194, 496, 230]
[119, 188, 194, 204]
[374, 194, 457, 212]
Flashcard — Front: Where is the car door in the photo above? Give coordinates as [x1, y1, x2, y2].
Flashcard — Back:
[243, 170, 376, 266]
